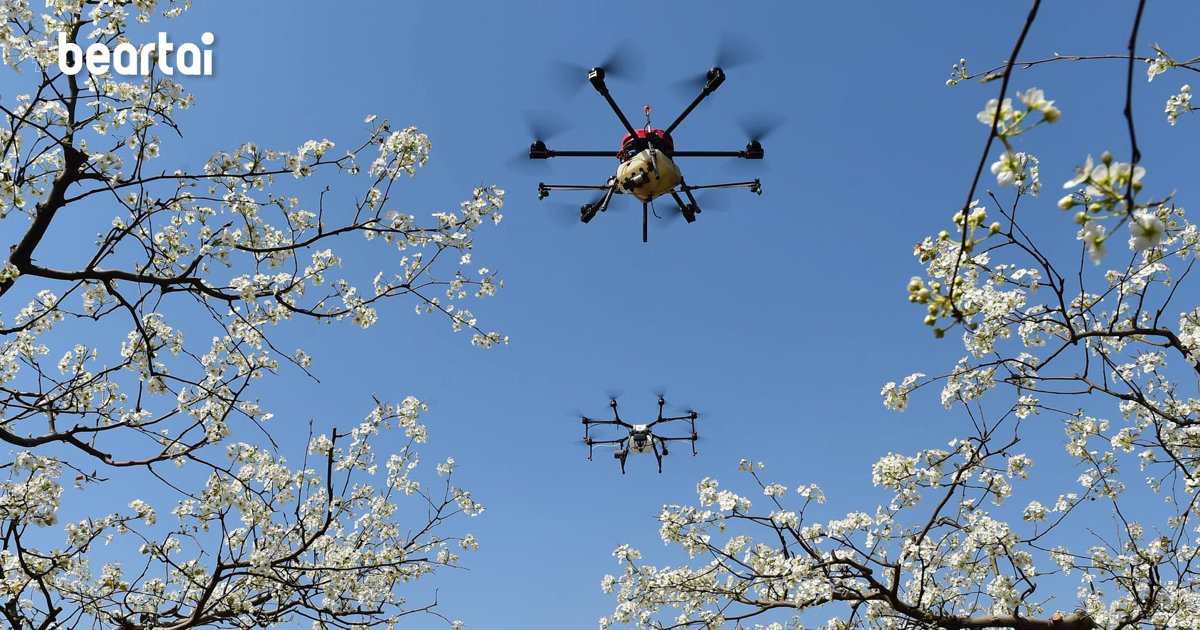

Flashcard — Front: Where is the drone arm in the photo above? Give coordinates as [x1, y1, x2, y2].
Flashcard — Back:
[681, 179, 762, 194]
[583, 419, 631, 430]
[539, 183, 615, 191]
[656, 434, 700, 457]
[655, 435, 699, 443]
[584, 436, 626, 463]
[663, 68, 726, 136]
[538, 150, 621, 158]
[585, 437, 627, 449]
[671, 146, 764, 159]
[588, 69, 641, 138]
[650, 415, 698, 427]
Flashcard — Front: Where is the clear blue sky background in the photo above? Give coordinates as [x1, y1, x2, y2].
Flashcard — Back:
[25, 1, 1200, 628]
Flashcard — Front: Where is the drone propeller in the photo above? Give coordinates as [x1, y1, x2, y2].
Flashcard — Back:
[738, 111, 784, 143]
[550, 40, 642, 98]
[603, 388, 625, 403]
[524, 110, 570, 144]
[674, 34, 762, 95]
[713, 34, 762, 71]
[542, 200, 589, 230]
[513, 111, 572, 170]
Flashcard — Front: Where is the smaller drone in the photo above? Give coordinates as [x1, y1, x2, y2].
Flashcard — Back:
[581, 397, 699, 474]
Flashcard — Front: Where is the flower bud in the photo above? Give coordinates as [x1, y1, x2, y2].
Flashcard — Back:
[1042, 106, 1060, 123]
[938, 230, 950, 241]
[933, 327, 946, 339]
[989, 222, 1001, 234]
[908, 277, 923, 292]
[1074, 211, 1087, 224]
[924, 315, 937, 326]
[1101, 151, 1113, 165]
[1058, 194, 1076, 210]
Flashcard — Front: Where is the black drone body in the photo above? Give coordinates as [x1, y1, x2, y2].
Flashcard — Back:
[581, 397, 699, 474]
[530, 66, 764, 242]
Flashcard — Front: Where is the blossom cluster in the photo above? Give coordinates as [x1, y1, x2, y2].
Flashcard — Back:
[1, 3, 502, 629]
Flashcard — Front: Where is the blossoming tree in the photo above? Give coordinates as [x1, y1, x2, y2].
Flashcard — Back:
[1, 2, 501, 628]
[603, 4, 1200, 630]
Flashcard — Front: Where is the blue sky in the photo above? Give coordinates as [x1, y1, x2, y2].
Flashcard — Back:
[21, 1, 1200, 628]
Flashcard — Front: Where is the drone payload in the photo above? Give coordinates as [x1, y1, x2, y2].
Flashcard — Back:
[616, 129, 682, 202]
[530, 65, 765, 242]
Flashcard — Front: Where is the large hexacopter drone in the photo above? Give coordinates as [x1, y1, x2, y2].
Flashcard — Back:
[529, 63, 765, 242]
[581, 396, 699, 474]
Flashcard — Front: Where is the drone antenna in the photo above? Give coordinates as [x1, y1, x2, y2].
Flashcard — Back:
[643, 105, 653, 131]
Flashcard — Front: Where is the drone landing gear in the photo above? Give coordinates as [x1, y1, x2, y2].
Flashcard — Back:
[668, 190, 699, 224]
[614, 448, 628, 474]
[582, 177, 619, 224]
[641, 202, 648, 243]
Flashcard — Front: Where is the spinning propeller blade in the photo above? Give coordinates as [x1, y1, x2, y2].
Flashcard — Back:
[675, 34, 761, 94]
[714, 34, 762, 70]
[550, 40, 641, 98]
[738, 111, 784, 143]
[524, 111, 570, 144]
[512, 111, 570, 171]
